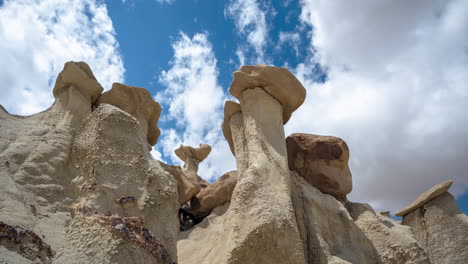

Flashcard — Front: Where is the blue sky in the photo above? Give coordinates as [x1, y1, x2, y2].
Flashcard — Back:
[0, 0, 467, 216]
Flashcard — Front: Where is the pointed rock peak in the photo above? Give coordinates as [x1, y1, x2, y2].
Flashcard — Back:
[97, 83, 162, 146]
[53, 61, 103, 103]
[229, 64, 306, 124]
[395, 179, 453, 217]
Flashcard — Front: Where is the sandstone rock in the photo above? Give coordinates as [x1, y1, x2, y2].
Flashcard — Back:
[158, 162, 200, 205]
[175, 144, 211, 166]
[174, 144, 211, 189]
[347, 202, 430, 264]
[395, 179, 453, 217]
[229, 65, 306, 124]
[286, 133, 352, 197]
[55, 212, 176, 264]
[402, 192, 468, 264]
[0, 62, 100, 255]
[178, 86, 307, 264]
[71, 104, 179, 258]
[291, 173, 382, 264]
[97, 83, 162, 146]
[221, 101, 241, 155]
[53, 61, 103, 103]
[188, 171, 237, 220]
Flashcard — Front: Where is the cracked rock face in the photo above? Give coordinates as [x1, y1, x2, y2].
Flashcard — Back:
[402, 192, 468, 264]
[286, 133, 352, 198]
[346, 202, 430, 264]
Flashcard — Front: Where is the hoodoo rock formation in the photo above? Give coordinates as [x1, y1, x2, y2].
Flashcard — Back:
[1, 62, 467, 264]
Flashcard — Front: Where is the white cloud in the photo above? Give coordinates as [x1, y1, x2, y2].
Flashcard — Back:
[278, 31, 301, 56]
[0, 0, 124, 115]
[156, 32, 236, 181]
[155, 0, 175, 4]
[225, 0, 271, 63]
[287, 0, 468, 212]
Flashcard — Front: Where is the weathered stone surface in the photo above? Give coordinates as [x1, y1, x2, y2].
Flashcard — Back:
[179, 88, 306, 264]
[291, 173, 382, 264]
[402, 192, 468, 264]
[97, 83, 162, 146]
[286, 133, 352, 197]
[188, 171, 237, 220]
[175, 143, 211, 177]
[347, 202, 430, 264]
[71, 104, 179, 258]
[395, 180, 453, 217]
[229, 65, 306, 124]
[53, 61, 103, 103]
[175, 144, 211, 165]
[158, 162, 200, 205]
[221, 101, 241, 155]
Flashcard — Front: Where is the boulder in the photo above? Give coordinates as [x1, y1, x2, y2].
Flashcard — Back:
[286, 133, 352, 197]
[229, 65, 306, 124]
[395, 180, 453, 217]
[188, 171, 237, 220]
[158, 162, 201, 205]
[97, 83, 162, 146]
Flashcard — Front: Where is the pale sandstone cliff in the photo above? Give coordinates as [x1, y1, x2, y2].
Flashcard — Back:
[1, 62, 467, 264]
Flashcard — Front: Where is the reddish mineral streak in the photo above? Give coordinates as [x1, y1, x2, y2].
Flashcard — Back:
[75, 206, 176, 264]
[0, 221, 54, 262]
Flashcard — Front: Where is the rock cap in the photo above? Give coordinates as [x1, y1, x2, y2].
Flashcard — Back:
[395, 180, 453, 217]
[221, 101, 242, 155]
[175, 144, 212, 163]
[229, 65, 306, 124]
[97, 83, 162, 146]
[286, 133, 352, 197]
[53, 61, 103, 103]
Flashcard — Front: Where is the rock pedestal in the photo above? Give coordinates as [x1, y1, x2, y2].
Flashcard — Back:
[400, 181, 468, 264]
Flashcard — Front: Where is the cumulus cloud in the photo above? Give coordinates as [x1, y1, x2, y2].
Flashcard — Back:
[156, 32, 235, 181]
[0, 0, 124, 115]
[225, 0, 271, 63]
[286, 0, 468, 212]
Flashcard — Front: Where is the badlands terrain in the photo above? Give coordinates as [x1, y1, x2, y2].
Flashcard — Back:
[0, 62, 467, 263]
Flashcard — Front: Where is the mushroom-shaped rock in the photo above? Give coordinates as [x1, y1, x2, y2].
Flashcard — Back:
[158, 162, 201, 205]
[221, 101, 242, 155]
[286, 133, 352, 198]
[175, 144, 211, 175]
[189, 171, 238, 221]
[97, 83, 162, 146]
[229, 65, 306, 124]
[395, 180, 453, 217]
[53, 61, 103, 103]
